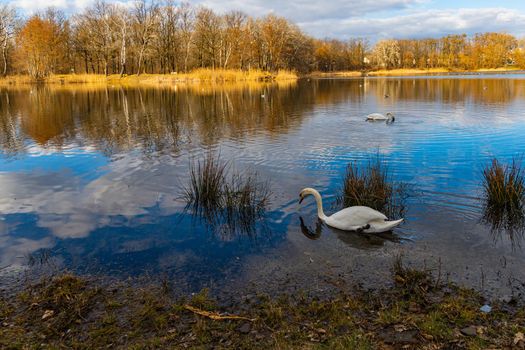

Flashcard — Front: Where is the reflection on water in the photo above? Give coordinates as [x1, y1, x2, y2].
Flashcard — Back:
[299, 216, 403, 249]
[482, 202, 525, 249]
[2, 76, 525, 293]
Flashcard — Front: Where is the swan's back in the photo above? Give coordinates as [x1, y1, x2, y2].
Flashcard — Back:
[327, 206, 387, 228]
[366, 113, 387, 120]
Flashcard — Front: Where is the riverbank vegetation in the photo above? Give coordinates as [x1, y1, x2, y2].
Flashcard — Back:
[1, 2, 525, 81]
[1, 257, 523, 348]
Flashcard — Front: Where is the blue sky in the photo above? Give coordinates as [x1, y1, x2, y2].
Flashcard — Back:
[2, 0, 525, 40]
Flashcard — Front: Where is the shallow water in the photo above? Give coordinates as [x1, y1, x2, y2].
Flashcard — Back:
[1, 77, 525, 298]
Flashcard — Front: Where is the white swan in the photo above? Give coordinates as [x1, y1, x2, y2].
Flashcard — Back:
[366, 112, 395, 122]
[299, 188, 403, 233]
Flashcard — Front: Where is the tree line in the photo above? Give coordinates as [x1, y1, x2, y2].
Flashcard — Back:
[1, 1, 525, 79]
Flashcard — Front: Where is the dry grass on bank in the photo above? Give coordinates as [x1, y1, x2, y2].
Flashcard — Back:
[0, 69, 298, 87]
[308, 71, 363, 78]
[477, 67, 522, 72]
[308, 67, 524, 78]
[367, 68, 452, 76]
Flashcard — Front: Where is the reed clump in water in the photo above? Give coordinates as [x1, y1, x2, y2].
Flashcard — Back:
[184, 154, 227, 221]
[184, 153, 271, 237]
[338, 157, 408, 219]
[482, 158, 525, 244]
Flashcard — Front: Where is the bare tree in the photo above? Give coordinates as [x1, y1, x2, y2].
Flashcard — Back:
[133, 0, 159, 75]
[373, 39, 401, 69]
[178, 2, 195, 73]
[156, 0, 180, 73]
[222, 11, 247, 69]
[75, 0, 118, 75]
[112, 5, 130, 76]
[0, 5, 17, 76]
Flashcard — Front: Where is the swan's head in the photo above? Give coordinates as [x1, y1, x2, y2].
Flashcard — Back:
[299, 187, 317, 204]
[386, 112, 395, 121]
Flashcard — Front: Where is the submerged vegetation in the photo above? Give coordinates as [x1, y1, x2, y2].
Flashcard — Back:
[1, 257, 524, 349]
[337, 158, 409, 219]
[184, 153, 271, 237]
[482, 157, 525, 244]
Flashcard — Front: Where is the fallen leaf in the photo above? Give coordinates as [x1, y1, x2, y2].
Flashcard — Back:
[514, 332, 524, 345]
[42, 310, 54, 320]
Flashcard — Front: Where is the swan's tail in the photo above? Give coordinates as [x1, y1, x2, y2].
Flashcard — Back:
[367, 218, 404, 233]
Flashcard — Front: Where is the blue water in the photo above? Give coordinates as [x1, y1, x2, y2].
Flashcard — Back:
[1, 77, 525, 295]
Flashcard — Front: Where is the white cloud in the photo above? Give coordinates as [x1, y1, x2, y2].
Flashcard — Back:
[196, 0, 424, 22]
[5, 0, 525, 41]
[0, 153, 181, 241]
[301, 8, 525, 40]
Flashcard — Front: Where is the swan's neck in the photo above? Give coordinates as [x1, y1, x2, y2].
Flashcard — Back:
[311, 190, 328, 221]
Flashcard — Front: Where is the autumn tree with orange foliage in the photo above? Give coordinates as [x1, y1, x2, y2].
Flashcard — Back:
[15, 15, 62, 79]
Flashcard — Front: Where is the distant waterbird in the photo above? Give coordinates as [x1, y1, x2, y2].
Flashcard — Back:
[366, 112, 395, 123]
[298, 188, 404, 233]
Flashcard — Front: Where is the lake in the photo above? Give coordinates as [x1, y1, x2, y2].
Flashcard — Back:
[1, 76, 525, 299]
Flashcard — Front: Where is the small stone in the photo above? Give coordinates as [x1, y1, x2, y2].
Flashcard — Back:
[237, 323, 251, 334]
[460, 326, 477, 337]
[480, 304, 491, 313]
[42, 310, 54, 320]
[501, 295, 513, 303]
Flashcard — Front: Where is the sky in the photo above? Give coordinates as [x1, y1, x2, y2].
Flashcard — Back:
[3, 0, 525, 41]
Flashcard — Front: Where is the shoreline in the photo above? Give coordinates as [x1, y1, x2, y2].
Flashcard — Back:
[308, 67, 525, 78]
[0, 69, 298, 87]
[1, 68, 525, 87]
[1, 258, 523, 348]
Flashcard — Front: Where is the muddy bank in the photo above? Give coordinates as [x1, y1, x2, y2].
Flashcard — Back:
[1, 258, 524, 349]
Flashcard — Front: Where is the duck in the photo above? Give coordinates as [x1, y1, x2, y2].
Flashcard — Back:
[366, 112, 395, 122]
[298, 188, 403, 233]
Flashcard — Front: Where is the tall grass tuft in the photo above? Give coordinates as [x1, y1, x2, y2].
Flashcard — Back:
[184, 153, 227, 221]
[482, 158, 525, 213]
[482, 157, 525, 245]
[184, 153, 271, 238]
[223, 173, 271, 236]
[337, 157, 408, 219]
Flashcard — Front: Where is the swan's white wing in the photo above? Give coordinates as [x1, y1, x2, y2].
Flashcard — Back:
[326, 206, 387, 229]
[366, 113, 387, 120]
[365, 218, 404, 233]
